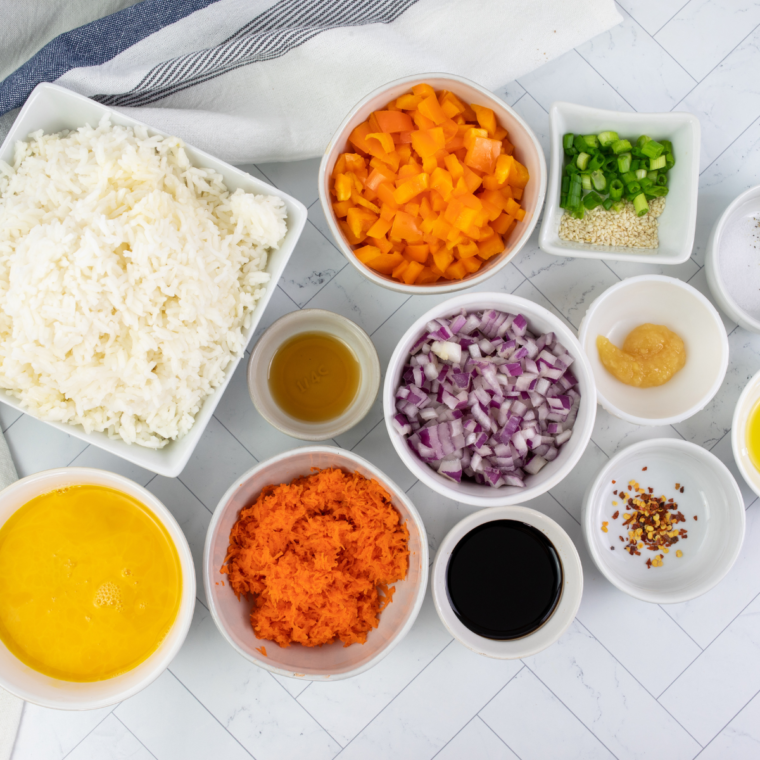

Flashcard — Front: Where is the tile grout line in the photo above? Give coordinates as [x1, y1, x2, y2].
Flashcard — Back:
[369, 295, 413, 337]
[570, 620, 703, 747]
[430, 664, 527, 760]
[651, 0, 692, 37]
[691, 686, 760, 759]
[348, 415, 385, 453]
[212, 415, 260, 465]
[252, 165, 276, 189]
[276, 282, 303, 310]
[333, 639, 456, 757]
[163, 668, 259, 760]
[699, 116, 760, 177]
[477, 715, 525, 760]
[267, 672, 345, 749]
[657, 606, 704, 652]
[573, 49, 638, 113]
[522, 662, 622, 760]
[59, 706, 119, 760]
[111, 713, 160, 760]
[548, 490, 581, 526]
[176, 475, 214, 516]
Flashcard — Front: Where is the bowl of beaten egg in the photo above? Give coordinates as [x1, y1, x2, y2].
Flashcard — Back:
[578, 275, 728, 426]
[0, 468, 195, 709]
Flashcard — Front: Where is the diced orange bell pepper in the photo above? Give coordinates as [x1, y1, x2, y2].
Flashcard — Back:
[431, 215, 454, 240]
[376, 182, 399, 209]
[347, 207, 378, 239]
[461, 165, 483, 193]
[332, 200, 353, 218]
[392, 259, 410, 279]
[502, 138, 515, 156]
[401, 260, 425, 284]
[479, 189, 509, 213]
[493, 126, 508, 141]
[461, 256, 482, 274]
[472, 105, 497, 137]
[439, 91, 466, 116]
[405, 202, 420, 218]
[430, 190, 447, 212]
[419, 196, 434, 220]
[368, 235, 394, 254]
[396, 93, 423, 110]
[478, 197, 502, 222]
[512, 186, 523, 201]
[405, 244, 429, 264]
[410, 110, 435, 131]
[366, 217, 392, 239]
[515, 207, 526, 221]
[412, 83, 436, 99]
[509, 160, 530, 189]
[445, 260, 468, 280]
[365, 164, 397, 191]
[344, 153, 366, 174]
[354, 245, 382, 264]
[418, 94, 447, 125]
[457, 240, 479, 259]
[415, 266, 441, 284]
[367, 132, 395, 154]
[368, 252, 405, 274]
[463, 127, 489, 151]
[477, 232, 505, 260]
[394, 173, 429, 205]
[464, 137, 501, 175]
[339, 219, 364, 245]
[390, 211, 424, 243]
[504, 197, 521, 217]
[334, 173, 353, 202]
[494, 154, 514, 184]
[492, 213, 515, 235]
[396, 131, 414, 145]
[430, 167, 453, 201]
[440, 119, 459, 142]
[396, 144, 412, 163]
[411, 128, 445, 160]
[433, 249, 454, 273]
[374, 110, 414, 133]
[444, 153, 464, 180]
[477, 224, 496, 242]
[422, 156, 438, 174]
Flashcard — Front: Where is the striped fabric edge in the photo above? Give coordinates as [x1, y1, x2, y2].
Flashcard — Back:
[0, 0, 224, 117]
[96, 0, 420, 109]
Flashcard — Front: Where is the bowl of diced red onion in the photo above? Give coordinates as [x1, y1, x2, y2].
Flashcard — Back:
[383, 292, 596, 506]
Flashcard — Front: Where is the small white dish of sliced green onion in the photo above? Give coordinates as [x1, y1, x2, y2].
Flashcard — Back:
[561, 131, 673, 219]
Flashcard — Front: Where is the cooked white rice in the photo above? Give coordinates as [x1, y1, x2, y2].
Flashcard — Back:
[0, 118, 287, 448]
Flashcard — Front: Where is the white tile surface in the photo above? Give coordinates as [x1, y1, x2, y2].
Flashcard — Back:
[11, 4, 760, 758]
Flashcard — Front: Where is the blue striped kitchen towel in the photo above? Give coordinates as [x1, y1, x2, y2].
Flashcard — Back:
[0, 0, 621, 164]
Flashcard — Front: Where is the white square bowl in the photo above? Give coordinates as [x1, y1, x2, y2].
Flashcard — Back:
[538, 102, 700, 264]
[0, 83, 307, 477]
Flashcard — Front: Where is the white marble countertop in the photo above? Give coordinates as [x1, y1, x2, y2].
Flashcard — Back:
[9, 2, 760, 759]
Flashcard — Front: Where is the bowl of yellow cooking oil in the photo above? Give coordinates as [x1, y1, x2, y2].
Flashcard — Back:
[247, 309, 381, 440]
[732, 368, 760, 499]
[0, 468, 195, 709]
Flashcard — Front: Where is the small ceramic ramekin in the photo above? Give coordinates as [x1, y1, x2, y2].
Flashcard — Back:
[582, 439, 744, 604]
[732, 368, 760, 498]
[248, 309, 380, 440]
[431, 506, 583, 659]
[578, 275, 728, 426]
[705, 184, 760, 333]
[0, 468, 195, 710]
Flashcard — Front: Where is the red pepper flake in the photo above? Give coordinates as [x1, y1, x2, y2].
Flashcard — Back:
[612, 480, 616, 484]
[693, 515, 697, 521]
[612, 510, 620, 520]
[646, 558, 652, 569]
[680, 487, 685, 493]
[642, 466, 648, 471]
[610, 546, 615, 550]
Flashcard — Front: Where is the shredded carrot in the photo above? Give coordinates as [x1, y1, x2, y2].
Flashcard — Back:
[222, 468, 409, 648]
[255, 645, 267, 657]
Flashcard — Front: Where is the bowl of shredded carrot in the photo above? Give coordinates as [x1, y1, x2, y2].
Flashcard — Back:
[319, 73, 547, 294]
[203, 446, 428, 680]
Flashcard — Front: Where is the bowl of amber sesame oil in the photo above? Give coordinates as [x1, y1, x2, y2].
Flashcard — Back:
[582, 439, 744, 604]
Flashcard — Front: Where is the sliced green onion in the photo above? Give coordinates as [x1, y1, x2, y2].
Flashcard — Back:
[583, 134, 599, 149]
[649, 155, 667, 171]
[617, 153, 631, 173]
[631, 147, 645, 158]
[583, 191, 603, 210]
[563, 133, 575, 154]
[641, 140, 665, 159]
[604, 156, 618, 171]
[636, 135, 651, 148]
[647, 170, 658, 181]
[589, 153, 605, 171]
[633, 193, 649, 217]
[609, 179, 624, 200]
[611, 201, 625, 213]
[598, 130, 619, 147]
[660, 140, 673, 155]
[665, 153, 675, 170]
[635, 168, 648, 180]
[581, 173, 593, 191]
[656, 173, 668, 187]
[631, 159, 641, 172]
[611, 139, 632, 154]
[627, 181, 642, 195]
[602, 197, 615, 210]
[560, 194, 568, 209]
[573, 135, 587, 154]
[640, 177, 654, 191]
[621, 171, 637, 185]
[647, 185, 669, 198]
[576, 152, 591, 170]
[572, 205, 585, 220]
[561, 176, 570, 193]
[565, 162, 579, 175]
[591, 170, 607, 191]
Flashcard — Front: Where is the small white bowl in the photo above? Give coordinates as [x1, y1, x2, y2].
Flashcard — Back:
[383, 292, 596, 507]
[0, 468, 195, 710]
[732, 368, 760, 498]
[318, 72, 547, 295]
[582, 439, 745, 604]
[203, 446, 428, 680]
[705, 184, 760, 333]
[539, 102, 700, 264]
[578, 275, 728, 426]
[247, 309, 380, 440]
[431, 506, 583, 659]
[0, 83, 307, 477]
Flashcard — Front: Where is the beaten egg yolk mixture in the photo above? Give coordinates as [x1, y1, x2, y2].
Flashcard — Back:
[0, 485, 181, 682]
[596, 323, 686, 388]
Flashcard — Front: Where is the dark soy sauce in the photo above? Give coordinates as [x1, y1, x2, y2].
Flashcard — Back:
[446, 520, 563, 640]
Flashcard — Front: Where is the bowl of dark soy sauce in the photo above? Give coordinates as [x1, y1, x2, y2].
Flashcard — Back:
[431, 507, 583, 659]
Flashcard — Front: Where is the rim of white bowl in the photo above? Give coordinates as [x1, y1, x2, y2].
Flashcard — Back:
[705, 184, 760, 333]
[203, 446, 429, 681]
[383, 292, 597, 507]
[0, 467, 196, 710]
[732, 368, 760, 498]
[317, 71, 547, 295]
[577, 274, 729, 426]
[431, 506, 583, 659]
[582, 438, 745, 604]
[247, 309, 381, 440]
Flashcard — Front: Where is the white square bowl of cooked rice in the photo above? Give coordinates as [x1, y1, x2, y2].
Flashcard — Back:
[538, 102, 700, 264]
[0, 83, 307, 477]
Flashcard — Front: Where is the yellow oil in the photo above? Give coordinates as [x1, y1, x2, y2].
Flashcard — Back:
[268, 332, 360, 422]
[746, 399, 760, 473]
[0, 485, 182, 682]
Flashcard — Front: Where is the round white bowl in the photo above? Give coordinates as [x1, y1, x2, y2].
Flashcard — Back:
[318, 72, 547, 295]
[431, 506, 583, 659]
[582, 439, 745, 604]
[732, 368, 760, 498]
[383, 292, 596, 507]
[705, 184, 760, 333]
[578, 275, 728, 426]
[0, 468, 196, 710]
[203, 446, 428, 680]
[248, 309, 381, 440]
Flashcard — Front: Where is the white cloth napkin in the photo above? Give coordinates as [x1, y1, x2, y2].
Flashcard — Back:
[0, 432, 20, 760]
[0, 0, 622, 164]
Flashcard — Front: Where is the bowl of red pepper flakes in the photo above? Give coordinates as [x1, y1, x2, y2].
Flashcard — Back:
[582, 438, 745, 604]
[318, 73, 547, 295]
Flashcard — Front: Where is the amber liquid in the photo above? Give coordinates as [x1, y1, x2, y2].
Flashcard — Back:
[268, 332, 361, 422]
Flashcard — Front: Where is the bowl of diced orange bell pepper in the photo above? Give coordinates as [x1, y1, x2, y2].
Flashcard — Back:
[319, 73, 547, 293]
